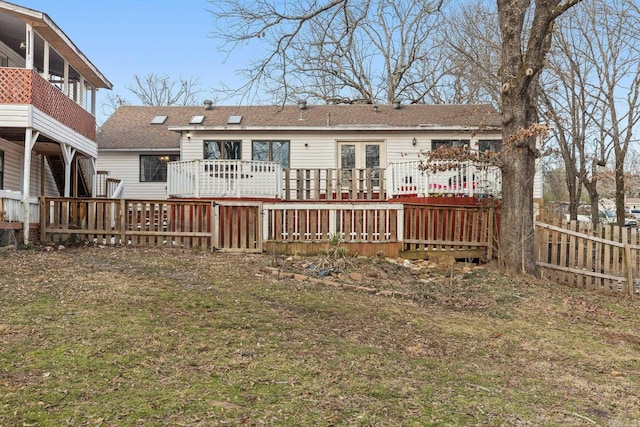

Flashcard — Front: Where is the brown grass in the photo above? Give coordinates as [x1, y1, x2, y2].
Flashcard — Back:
[1, 246, 639, 426]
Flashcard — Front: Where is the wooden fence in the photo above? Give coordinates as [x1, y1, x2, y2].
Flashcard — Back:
[262, 202, 402, 257]
[402, 203, 497, 259]
[39, 197, 499, 259]
[41, 198, 262, 252]
[535, 219, 640, 296]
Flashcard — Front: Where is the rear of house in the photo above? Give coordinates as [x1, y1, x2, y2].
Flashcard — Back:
[98, 102, 543, 202]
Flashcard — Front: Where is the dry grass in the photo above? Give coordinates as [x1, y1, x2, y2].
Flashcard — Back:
[1, 246, 639, 426]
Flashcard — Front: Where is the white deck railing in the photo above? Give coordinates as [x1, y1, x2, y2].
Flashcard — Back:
[167, 159, 284, 199]
[0, 190, 39, 223]
[387, 160, 502, 198]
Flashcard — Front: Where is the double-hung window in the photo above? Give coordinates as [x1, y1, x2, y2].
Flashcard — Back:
[252, 140, 290, 168]
[139, 154, 178, 182]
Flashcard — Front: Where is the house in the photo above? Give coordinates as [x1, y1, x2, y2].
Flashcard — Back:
[0, 0, 111, 243]
[98, 102, 543, 202]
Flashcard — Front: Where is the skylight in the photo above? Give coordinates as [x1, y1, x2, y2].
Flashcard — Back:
[190, 115, 205, 124]
[228, 115, 242, 124]
[151, 115, 167, 125]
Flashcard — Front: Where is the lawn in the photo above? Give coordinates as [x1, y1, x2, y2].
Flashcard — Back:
[1, 247, 639, 426]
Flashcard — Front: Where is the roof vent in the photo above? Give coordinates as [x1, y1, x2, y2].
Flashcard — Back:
[392, 99, 401, 109]
[228, 115, 242, 124]
[203, 99, 213, 110]
[298, 100, 307, 110]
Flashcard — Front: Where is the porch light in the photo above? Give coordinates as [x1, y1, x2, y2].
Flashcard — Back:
[159, 156, 170, 162]
[185, 132, 192, 140]
[412, 138, 417, 146]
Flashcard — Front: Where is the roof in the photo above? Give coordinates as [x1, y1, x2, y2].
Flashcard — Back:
[0, 1, 111, 89]
[97, 104, 502, 150]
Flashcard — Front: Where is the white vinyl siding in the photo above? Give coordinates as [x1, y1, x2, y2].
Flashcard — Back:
[97, 151, 178, 199]
[0, 137, 58, 196]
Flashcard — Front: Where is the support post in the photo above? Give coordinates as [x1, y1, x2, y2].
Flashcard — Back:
[22, 129, 39, 245]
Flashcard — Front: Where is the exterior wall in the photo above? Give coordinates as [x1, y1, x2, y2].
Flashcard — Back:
[0, 137, 59, 196]
[179, 129, 504, 169]
[97, 150, 178, 200]
[0, 40, 25, 67]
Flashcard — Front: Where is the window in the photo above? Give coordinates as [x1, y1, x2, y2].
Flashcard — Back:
[150, 115, 167, 125]
[431, 139, 470, 151]
[252, 140, 290, 168]
[204, 140, 241, 160]
[0, 150, 3, 190]
[0, 54, 8, 67]
[139, 154, 178, 182]
[479, 139, 502, 153]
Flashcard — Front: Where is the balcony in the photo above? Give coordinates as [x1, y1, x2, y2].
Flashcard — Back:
[167, 159, 502, 201]
[0, 67, 96, 140]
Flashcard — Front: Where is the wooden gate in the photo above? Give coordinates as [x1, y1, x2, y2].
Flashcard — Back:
[215, 201, 262, 252]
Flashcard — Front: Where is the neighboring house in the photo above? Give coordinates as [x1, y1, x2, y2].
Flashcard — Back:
[97, 102, 544, 202]
[0, 1, 111, 240]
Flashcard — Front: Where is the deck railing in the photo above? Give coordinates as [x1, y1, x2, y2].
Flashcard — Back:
[0, 190, 39, 223]
[168, 159, 283, 199]
[387, 160, 502, 198]
[283, 168, 385, 201]
[166, 159, 502, 200]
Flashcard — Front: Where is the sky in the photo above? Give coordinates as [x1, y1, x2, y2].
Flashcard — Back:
[15, 0, 251, 123]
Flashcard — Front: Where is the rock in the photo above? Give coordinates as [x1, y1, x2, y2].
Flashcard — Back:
[57, 245, 65, 251]
[348, 272, 363, 281]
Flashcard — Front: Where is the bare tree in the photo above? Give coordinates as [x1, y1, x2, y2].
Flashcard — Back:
[542, 0, 640, 226]
[440, 3, 502, 105]
[539, 11, 601, 223]
[209, 0, 445, 105]
[126, 74, 203, 106]
[581, 0, 640, 226]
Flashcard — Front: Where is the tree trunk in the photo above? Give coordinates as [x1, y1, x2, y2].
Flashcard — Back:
[615, 156, 626, 226]
[499, 109, 539, 274]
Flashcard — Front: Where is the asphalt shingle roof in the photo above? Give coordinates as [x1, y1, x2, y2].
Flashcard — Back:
[97, 104, 501, 150]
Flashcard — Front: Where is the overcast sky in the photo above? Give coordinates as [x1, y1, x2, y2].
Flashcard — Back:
[15, 0, 250, 122]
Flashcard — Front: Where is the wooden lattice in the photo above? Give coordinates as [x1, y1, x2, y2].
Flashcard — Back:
[0, 68, 96, 140]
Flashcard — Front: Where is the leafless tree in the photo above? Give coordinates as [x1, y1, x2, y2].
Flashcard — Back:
[542, 0, 640, 226]
[126, 74, 203, 106]
[209, 0, 446, 105]
[539, 10, 601, 223]
[581, 0, 640, 226]
[439, 3, 501, 105]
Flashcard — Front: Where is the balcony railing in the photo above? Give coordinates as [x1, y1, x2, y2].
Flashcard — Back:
[167, 159, 502, 201]
[0, 68, 96, 140]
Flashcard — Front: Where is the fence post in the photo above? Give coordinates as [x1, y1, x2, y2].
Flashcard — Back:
[39, 196, 46, 243]
[120, 199, 126, 245]
[487, 206, 494, 259]
[624, 243, 635, 296]
[211, 201, 219, 250]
